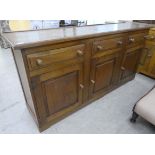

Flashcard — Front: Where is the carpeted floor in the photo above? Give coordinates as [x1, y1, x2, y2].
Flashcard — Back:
[0, 47, 155, 134]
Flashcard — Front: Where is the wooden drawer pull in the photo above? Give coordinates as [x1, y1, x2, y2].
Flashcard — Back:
[36, 59, 43, 66]
[91, 80, 95, 84]
[129, 38, 135, 43]
[121, 66, 125, 71]
[77, 50, 84, 56]
[144, 35, 155, 40]
[148, 54, 152, 57]
[97, 45, 104, 51]
[80, 84, 84, 89]
[117, 40, 123, 45]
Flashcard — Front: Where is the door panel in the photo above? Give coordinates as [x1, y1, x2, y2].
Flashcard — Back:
[32, 63, 83, 120]
[146, 43, 155, 76]
[43, 72, 78, 115]
[138, 41, 155, 78]
[120, 48, 141, 80]
[138, 47, 150, 72]
[149, 51, 155, 75]
[89, 51, 122, 99]
[94, 59, 114, 92]
[150, 64, 155, 75]
[137, 42, 153, 73]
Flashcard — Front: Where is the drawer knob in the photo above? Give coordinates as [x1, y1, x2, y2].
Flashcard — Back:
[117, 40, 123, 45]
[121, 66, 125, 71]
[144, 35, 155, 40]
[129, 38, 135, 43]
[80, 84, 84, 89]
[144, 35, 149, 39]
[97, 45, 103, 51]
[36, 59, 43, 65]
[77, 50, 84, 56]
[150, 36, 155, 39]
[91, 80, 95, 84]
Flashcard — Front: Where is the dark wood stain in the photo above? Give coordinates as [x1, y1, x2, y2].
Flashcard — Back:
[6, 24, 150, 132]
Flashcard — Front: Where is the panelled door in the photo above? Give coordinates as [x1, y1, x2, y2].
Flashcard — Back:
[120, 47, 141, 81]
[89, 51, 122, 99]
[31, 63, 84, 122]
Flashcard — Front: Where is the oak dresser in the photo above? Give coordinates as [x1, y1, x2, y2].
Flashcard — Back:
[3, 22, 152, 131]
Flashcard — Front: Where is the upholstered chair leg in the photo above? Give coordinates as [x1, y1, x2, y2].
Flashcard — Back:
[130, 112, 139, 123]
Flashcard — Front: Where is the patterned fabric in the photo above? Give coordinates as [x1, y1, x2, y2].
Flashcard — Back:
[0, 20, 11, 49]
[134, 86, 155, 125]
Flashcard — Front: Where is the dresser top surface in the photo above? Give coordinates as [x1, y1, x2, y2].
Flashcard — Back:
[3, 22, 152, 49]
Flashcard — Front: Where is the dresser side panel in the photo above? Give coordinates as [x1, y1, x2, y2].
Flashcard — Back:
[12, 48, 39, 125]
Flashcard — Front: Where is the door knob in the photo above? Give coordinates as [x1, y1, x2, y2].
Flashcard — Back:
[144, 35, 149, 39]
[148, 54, 152, 57]
[149, 36, 155, 39]
[117, 40, 123, 45]
[77, 50, 84, 56]
[80, 84, 84, 89]
[121, 66, 125, 71]
[129, 38, 135, 43]
[97, 45, 103, 51]
[144, 35, 155, 40]
[91, 80, 95, 84]
[36, 59, 43, 66]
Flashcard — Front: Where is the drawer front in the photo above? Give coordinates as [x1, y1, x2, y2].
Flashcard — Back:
[27, 44, 85, 70]
[93, 37, 124, 54]
[127, 33, 146, 47]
